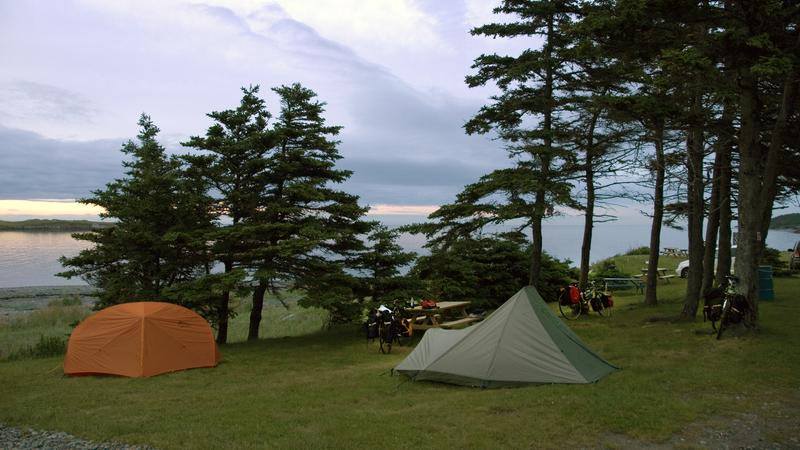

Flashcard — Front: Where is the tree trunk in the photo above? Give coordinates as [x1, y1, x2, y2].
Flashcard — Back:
[580, 170, 595, 291]
[701, 145, 722, 296]
[216, 259, 232, 345]
[715, 102, 734, 283]
[681, 93, 706, 320]
[248, 280, 268, 341]
[579, 109, 601, 290]
[733, 66, 762, 324]
[644, 122, 665, 306]
[758, 60, 799, 245]
[529, 212, 544, 286]
[529, 13, 554, 287]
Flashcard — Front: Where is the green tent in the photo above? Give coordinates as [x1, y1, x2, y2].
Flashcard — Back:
[394, 286, 618, 388]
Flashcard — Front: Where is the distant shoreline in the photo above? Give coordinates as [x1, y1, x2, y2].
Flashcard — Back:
[0, 219, 111, 232]
[0, 285, 95, 297]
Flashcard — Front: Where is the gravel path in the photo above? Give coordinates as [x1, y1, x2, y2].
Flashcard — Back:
[0, 423, 156, 450]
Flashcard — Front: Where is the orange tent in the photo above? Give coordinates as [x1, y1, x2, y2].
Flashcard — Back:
[64, 302, 220, 377]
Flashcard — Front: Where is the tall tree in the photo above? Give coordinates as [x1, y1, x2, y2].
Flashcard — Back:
[452, 0, 581, 285]
[246, 83, 370, 337]
[182, 86, 276, 344]
[60, 114, 214, 309]
[350, 223, 418, 305]
[727, 0, 799, 325]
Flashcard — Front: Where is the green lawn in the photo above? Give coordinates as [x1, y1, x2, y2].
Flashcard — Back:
[1, 272, 799, 449]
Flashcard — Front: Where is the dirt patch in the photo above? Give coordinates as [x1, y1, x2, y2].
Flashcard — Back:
[599, 389, 800, 449]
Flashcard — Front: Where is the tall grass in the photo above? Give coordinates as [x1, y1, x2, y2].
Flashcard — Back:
[0, 300, 89, 360]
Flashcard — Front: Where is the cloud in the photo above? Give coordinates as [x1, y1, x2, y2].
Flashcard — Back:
[0, 0, 518, 209]
[0, 126, 124, 199]
[0, 81, 99, 131]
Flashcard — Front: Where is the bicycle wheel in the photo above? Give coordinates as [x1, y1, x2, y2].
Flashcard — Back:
[559, 301, 581, 320]
[596, 300, 611, 317]
[716, 299, 731, 340]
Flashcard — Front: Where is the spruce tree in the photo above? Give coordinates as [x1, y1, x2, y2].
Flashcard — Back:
[433, 0, 582, 286]
[246, 83, 370, 336]
[182, 86, 276, 344]
[59, 114, 214, 308]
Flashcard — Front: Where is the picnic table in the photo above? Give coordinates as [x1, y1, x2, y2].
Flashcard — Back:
[641, 267, 676, 283]
[404, 301, 480, 330]
[602, 277, 645, 294]
[662, 248, 688, 257]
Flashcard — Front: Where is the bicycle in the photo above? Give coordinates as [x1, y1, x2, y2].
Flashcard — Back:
[558, 281, 613, 320]
[368, 305, 412, 354]
[713, 275, 750, 340]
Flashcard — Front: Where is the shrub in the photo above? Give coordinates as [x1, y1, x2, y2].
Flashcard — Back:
[624, 246, 650, 256]
[761, 246, 789, 276]
[8, 335, 67, 360]
[591, 258, 626, 279]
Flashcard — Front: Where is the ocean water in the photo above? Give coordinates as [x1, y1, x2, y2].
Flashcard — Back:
[0, 231, 90, 288]
[1, 225, 798, 288]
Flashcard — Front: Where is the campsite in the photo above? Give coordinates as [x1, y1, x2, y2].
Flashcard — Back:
[3, 0, 800, 448]
[1, 264, 799, 449]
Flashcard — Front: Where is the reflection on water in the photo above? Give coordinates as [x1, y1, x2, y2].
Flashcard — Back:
[0, 232, 90, 288]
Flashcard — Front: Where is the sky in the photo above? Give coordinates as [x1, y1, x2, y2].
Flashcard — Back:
[5, 0, 792, 228]
[0, 0, 551, 222]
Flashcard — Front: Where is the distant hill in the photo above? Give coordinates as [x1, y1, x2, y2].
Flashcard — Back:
[0, 219, 112, 231]
[770, 213, 800, 232]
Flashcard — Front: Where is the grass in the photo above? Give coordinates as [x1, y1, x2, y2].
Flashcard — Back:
[1, 265, 799, 449]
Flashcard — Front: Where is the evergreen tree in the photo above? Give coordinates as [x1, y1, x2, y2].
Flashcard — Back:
[437, 0, 582, 286]
[412, 232, 576, 308]
[350, 223, 418, 305]
[247, 83, 370, 335]
[59, 114, 214, 309]
[182, 86, 276, 344]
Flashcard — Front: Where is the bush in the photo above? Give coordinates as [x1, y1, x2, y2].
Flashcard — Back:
[761, 246, 790, 276]
[624, 246, 650, 256]
[591, 258, 626, 279]
[8, 335, 67, 360]
[47, 295, 82, 308]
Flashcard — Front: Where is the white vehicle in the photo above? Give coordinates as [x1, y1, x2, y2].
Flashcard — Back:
[676, 247, 736, 278]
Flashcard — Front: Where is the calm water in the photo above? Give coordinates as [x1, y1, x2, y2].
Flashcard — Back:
[1, 226, 798, 288]
[0, 231, 90, 288]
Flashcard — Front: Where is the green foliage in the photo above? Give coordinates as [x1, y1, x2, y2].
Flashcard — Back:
[52, 295, 82, 307]
[7, 335, 66, 360]
[760, 246, 789, 276]
[623, 246, 651, 256]
[0, 300, 90, 361]
[591, 259, 627, 279]
[412, 232, 576, 308]
[537, 252, 580, 301]
[451, 0, 585, 284]
[59, 114, 215, 310]
[349, 223, 419, 306]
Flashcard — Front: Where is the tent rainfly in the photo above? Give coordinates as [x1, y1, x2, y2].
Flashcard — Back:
[394, 286, 618, 388]
[64, 302, 219, 377]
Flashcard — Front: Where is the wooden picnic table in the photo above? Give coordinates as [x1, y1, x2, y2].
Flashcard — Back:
[641, 267, 676, 283]
[602, 277, 644, 294]
[404, 301, 480, 330]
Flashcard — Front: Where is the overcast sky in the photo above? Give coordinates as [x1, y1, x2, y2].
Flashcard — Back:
[0, 0, 555, 221]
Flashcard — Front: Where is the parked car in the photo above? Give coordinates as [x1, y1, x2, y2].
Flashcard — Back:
[790, 241, 800, 270]
[676, 247, 736, 278]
